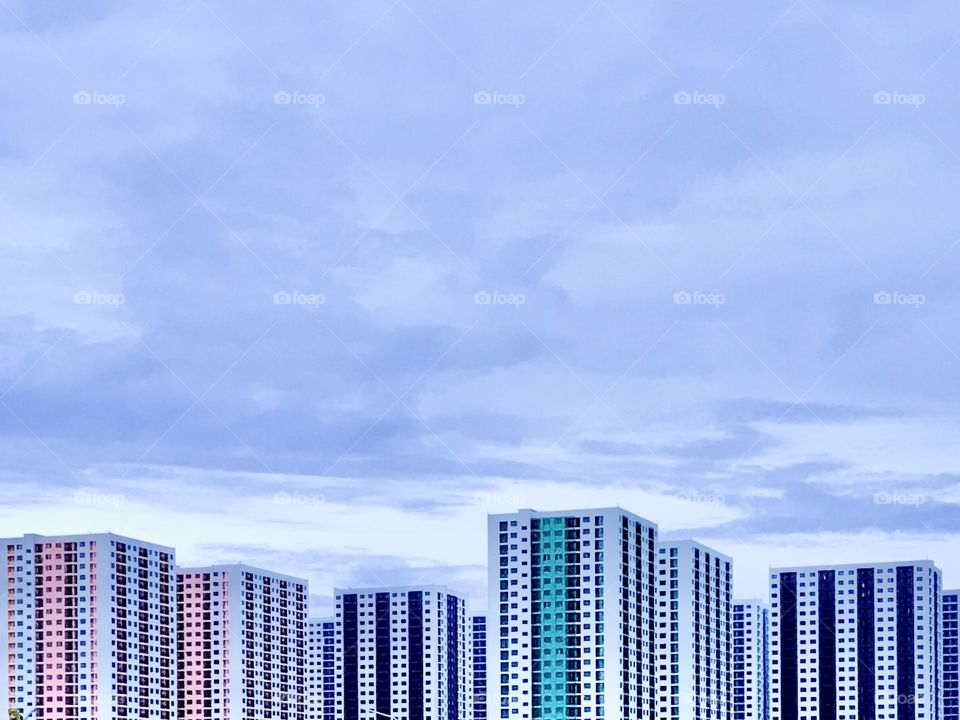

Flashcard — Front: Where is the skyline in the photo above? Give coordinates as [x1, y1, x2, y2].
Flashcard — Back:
[3, 510, 957, 619]
[2, 0, 960, 619]
[4, 526, 953, 719]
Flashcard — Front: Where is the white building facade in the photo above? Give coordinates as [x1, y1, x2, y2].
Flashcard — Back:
[942, 589, 958, 720]
[1, 533, 177, 719]
[657, 540, 734, 720]
[176, 564, 308, 720]
[733, 600, 769, 720]
[308, 617, 337, 720]
[769, 561, 942, 720]
[472, 614, 487, 720]
[489, 507, 659, 720]
[333, 585, 471, 720]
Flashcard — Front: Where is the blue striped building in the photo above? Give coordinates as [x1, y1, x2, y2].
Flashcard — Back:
[333, 586, 471, 719]
[769, 561, 942, 720]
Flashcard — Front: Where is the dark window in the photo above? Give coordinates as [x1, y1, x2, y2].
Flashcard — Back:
[857, 568, 876, 720]
[376, 592, 391, 719]
[408, 592, 424, 720]
[343, 594, 359, 720]
[896, 567, 915, 720]
[779, 573, 798, 720]
[818, 570, 836, 720]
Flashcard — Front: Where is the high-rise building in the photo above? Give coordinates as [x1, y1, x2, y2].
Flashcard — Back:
[472, 614, 487, 720]
[176, 564, 308, 720]
[0, 532, 176, 719]
[769, 561, 942, 720]
[334, 585, 471, 720]
[733, 600, 769, 720]
[489, 508, 659, 720]
[945, 590, 959, 720]
[656, 540, 733, 720]
[308, 617, 337, 720]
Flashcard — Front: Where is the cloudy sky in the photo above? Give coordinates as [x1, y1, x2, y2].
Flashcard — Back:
[2, 0, 960, 615]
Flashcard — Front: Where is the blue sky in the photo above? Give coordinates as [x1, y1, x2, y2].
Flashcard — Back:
[2, 0, 960, 614]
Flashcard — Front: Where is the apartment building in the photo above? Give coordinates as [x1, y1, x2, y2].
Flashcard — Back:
[944, 590, 958, 720]
[769, 561, 942, 720]
[176, 564, 308, 719]
[733, 600, 769, 720]
[657, 540, 733, 720]
[489, 508, 659, 720]
[1, 533, 176, 719]
[308, 617, 337, 720]
[333, 585, 471, 720]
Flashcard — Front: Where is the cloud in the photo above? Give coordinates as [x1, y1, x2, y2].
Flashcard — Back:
[2, 0, 960, 612]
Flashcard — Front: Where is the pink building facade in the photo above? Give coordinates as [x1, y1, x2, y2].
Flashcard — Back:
[1, 533, 176, 719]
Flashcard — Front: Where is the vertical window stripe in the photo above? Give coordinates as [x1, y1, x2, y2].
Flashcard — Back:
[818, 570, 837, 720]
[780, 573, 799, 720]
[857, 568, 876, 720]
[896, 567, 916, 720]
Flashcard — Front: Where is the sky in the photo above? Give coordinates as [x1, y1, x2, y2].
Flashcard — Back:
[1, 0, 960, 615]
